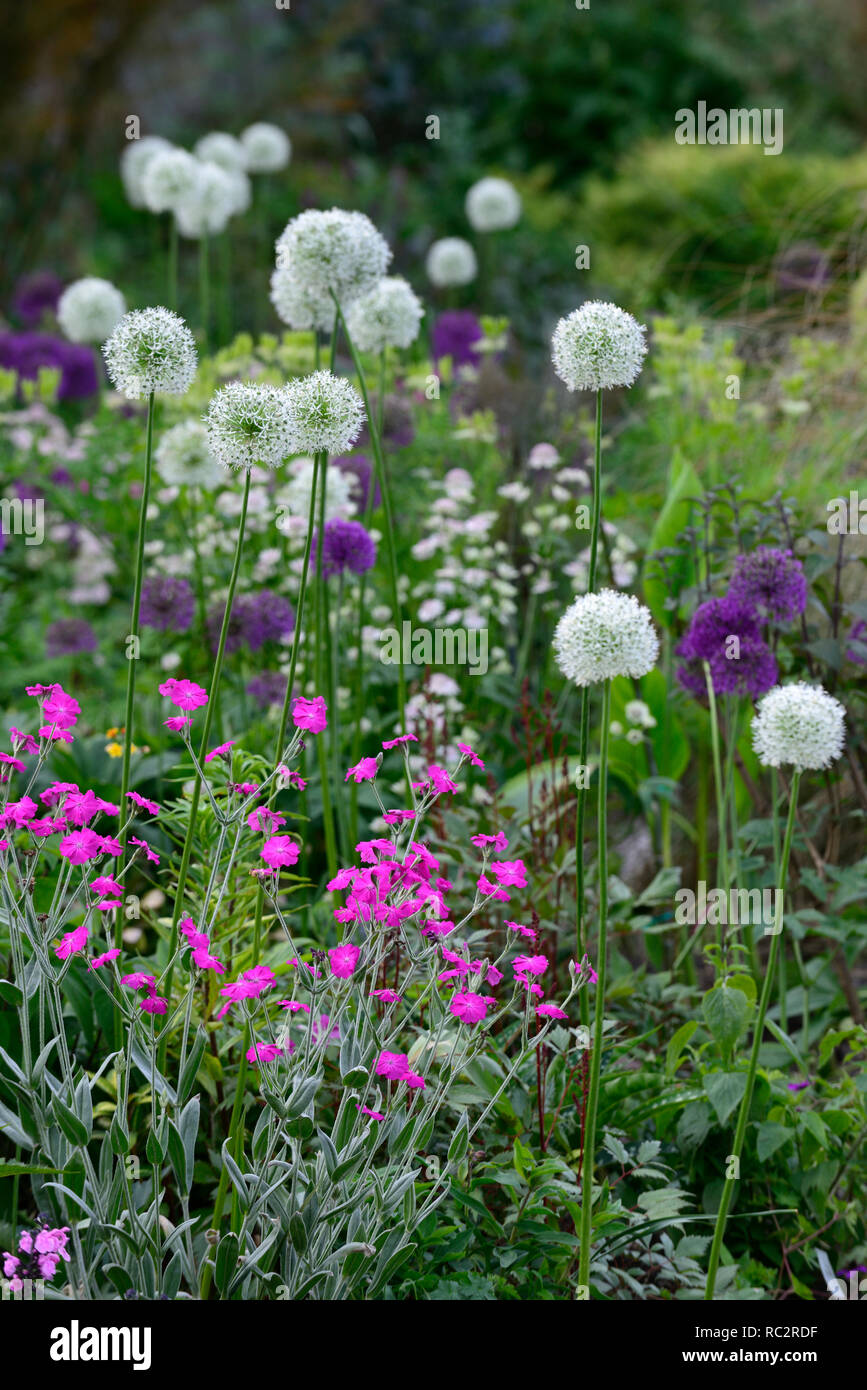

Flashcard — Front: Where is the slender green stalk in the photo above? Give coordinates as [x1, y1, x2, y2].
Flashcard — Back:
[578, 677, 611, 1291]
[704, 770, 800, 1299]
[575, 389, 604, 961]
[198, 236, 210, 347]
[703, 661, 729, 952]
[314, 456, 339, 879]
[168, 217, 178, 312]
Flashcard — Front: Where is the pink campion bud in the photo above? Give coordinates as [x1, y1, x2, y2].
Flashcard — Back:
[205, 740, 236, 763]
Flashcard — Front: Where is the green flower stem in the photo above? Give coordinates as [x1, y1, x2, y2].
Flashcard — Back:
[198, 236, 210, 348]
[314, 455, 339, 879]
[703, 661, 729, 953]
[578, 676, 611, 1292]
[704, 769, 800, 1300]
[168, 217, 178, 313]
[335, 299, 407, 733]
[200, 1019, 251, 1297]
[116, 391, 156, 981]
[161, 470, 252, 1044]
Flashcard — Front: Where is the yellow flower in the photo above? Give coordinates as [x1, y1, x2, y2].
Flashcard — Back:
[105, 742, 123, 758]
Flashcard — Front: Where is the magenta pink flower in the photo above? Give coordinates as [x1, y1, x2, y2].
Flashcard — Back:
[292, 695, 327, 733]
[89, 948, 121, 970]
[192, 946, 225, 974]
[457, 742, 485, 768]
[125, 791, 161, 814]
[471, 831, 508, 851]
[40, 685, 81, 731]
[327, 867, 357, 891]
[513, 953, 548, 978]
[130, 836, 160, 864]
[404, 1070, 426, 1089]
[179, 917, 210, 949]
[27, 817, 66, 836]
[59, 828, 104, 864]
[506, 920, 538, 940]
[345, 756, 378, 783]
[89, 874, 122, 897]
[450, 991, 492, 1024]
[159, 677, 208, 711]
[428, 764, 457, 794]
[382, 734, 417, 749]
[164, 715, 192, 733]
[477, 873, 509, 902]
[376, 1050, 411, 1080]
[489, 859, 527, 889]
[0, 752, 26, 773]
[122, 972, 156, 992]
[55, 923, 88, 960]
[370, 988, 402, 1003]
[329, 942, 360, 978]
[536, 1003, 568, 1020]
[139, 995, 167, 1015]
[246, 1042, 284, 1064]
[261, 834, 300, 871]
[247, 806, 286, 833]
[279, 999, 311, 1013]
[11, 728, 39, 754]
[205, 741, 235, 762]
[98, 834, 123, 857]
[356, 1105, 385, 1120]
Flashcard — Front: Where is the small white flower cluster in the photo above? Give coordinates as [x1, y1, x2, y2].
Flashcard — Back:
[752, 682, 846, 770]
[156, 419, 225, 489]
[275, 458, 356, 539]
[241, 122, 292, 172]
[57, 277, 126, 345]
[553, 589, 659, 686]
[275, 208, 392, 309]
[465, 176, 522, 232]
[103, 307, 198, 399]
[344, 276, 424, 353]
[205, 382, 296, 471]
[269, 265, 334, 334]
[551, 301, 648, 392]
[120, 136, 172, 207]
[425, 237, 477, 288]
[287, 370, 365, 456]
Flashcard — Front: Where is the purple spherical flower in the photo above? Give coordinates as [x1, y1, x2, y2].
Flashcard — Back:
[432, 310, 484, 367]
[140, 576, 196, 634]
[846, 620, 867, 666]
[728, 547, 807, 624]
[247, 670, 288, 709]
[333, 454, 380, 513]
[676, 596, 778, 699]
[11, 271, 64, 328]
[310, 519, 377, 579]
[358, 393, 415, 451]
[45, 618, 97, 658]
[0, 332, 98, 400]
[242, 590, 296, 651]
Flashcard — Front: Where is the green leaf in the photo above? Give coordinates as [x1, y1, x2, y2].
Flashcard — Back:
[641, 447, 701, 628]
[0, 979, 23, 1007]
[703, 1071, 748, 1125]
[755, 1122, 792, 1161]
[0, 1162, 60, 1177]
[448, 1113, 470, 1164]
[702, 984, 751, 1055]
[665, 1020, 698, 1077]
[215, 1232, 240, 1297]
[51, 1095, 90, 1147]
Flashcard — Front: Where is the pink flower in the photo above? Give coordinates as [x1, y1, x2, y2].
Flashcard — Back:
[164, 716, 192, 733]
[192, 947, 225, 974]
[345, 756, 378, 784]
[279, 999, 311, 1014]
[506, 920, 538, 940]
[55, 923, 88, 960]
[59, 828, 104, 864]
[404, 1070, 426, 1089]
[125, 791, 161, 815]
[122, 972, 156, 992]
[513, 953, 548, 978]
[536, 1004, 568, 1020]
[356, 1105, 385, 1120]
[247, 806, 286, 833]
[11, 728, 39, 754]
[471, 831, 508, 851]
[205, 741, 235, 763]
[370, 988, 402, 1004]
[428, 764, 457, 794]
[450, 991, 492, 1025]
[65, 790, 119, 825]
[489, 859, 527, 889]
[159, 678, 208, 711]
[477, 873, 509, 902]
[98, 835, 123, 857]
[139, 995, 167, 1015]
[292, 695, 327, 734]
[246, 1043, 284, 1064]
[3, 795, 38, 827]
[0, 753, 26, 773]
[89, 874, 122, 897]
[180, 917, 211, 950]
[130, 837, 160, 864]
[382, 734, 417, 749]
[376, 1050, 411, 1080]
[327, 867, 357, 891]
[40, 685, 81, 731]
[329, 942, 360, 979]
[89, 949, 121, 970]
[261, 835, 300, 871]
[27, 817, 66, 837]
[458, 742, 485, 769]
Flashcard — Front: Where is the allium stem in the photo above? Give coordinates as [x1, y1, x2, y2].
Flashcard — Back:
[314, 454, 339, 878]
[116, 390, 156, 966]
[704, 770, 800, 1299]
[578, 676, 611, 1291]
[704, 660, 729, 951]
[575, 389, 603, 958]
[168, 217, 178, 312]
[198, 235, 210, 348]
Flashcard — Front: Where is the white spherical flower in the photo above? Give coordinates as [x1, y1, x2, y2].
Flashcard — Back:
[223, 168, 252, 217]
[287, 370, 365, 456]
[465, 176, 521, 232]
[120, 136, 172, 208]
[528, 442, 560, 471]
[425, 237, 477, 288]
[551, 301, 647, 392]
[155, 420, 225, 489]
[269, 263, 334, 333]
[241, 122, 292, 173]
[553, 589, 659, 686]
[103, 307, 197, 399]
[194, 131, 248, 172]
[344, 276, 424, 353]
[275, 208, 392, 306]
[57, 277, 126, 345]
[277, 458, 355, 532]
[141, 147, 199, 213]
[174, 162, 236, 239]
[751, 682, 845, 771]
[205, 382, 296, 471]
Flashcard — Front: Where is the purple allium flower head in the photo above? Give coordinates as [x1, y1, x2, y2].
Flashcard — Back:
[333, 454, 381, 513]
[358, 393, 415, 451]
[0, 332, 98, 399]
[728, 547, 807, 624]
[431, 310, 484, 368]
[11, 271, 64, 328]
[45, 618, 98, 659]
[207, 590, 295, 655]
[247, 671, 288, 710]
[676, 596, 778, 699]
[140, 576, 196, 634]
[845, 620, 867, 666]
[311, 519, 377, 579]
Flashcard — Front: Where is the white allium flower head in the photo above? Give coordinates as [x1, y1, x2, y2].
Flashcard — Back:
[241, 122, 292, 172]
[465, 176, 522, 232]
[275, 208, 392, 306]
[155, 420, 224, 489]
[553, 589, 659, 686]
[120, 136, 172, 208]
[287, 370, 365, 456]
[425, 237, 478, 288]
[344, 276, 424, 353]
[552, 301, 647, 392]
[141, 147, 199, 213]
[269, 262, 334, 333]
[103, 307, 197, 399]
[223, 168, 252, 217]
[194, 131, 248, 172]
[57, 277, 126, 345]
[751, 682, 846, 771]
[277, 458, 355, 531]
[174, 162, 237, 239]
[205, 382, 296, 471]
